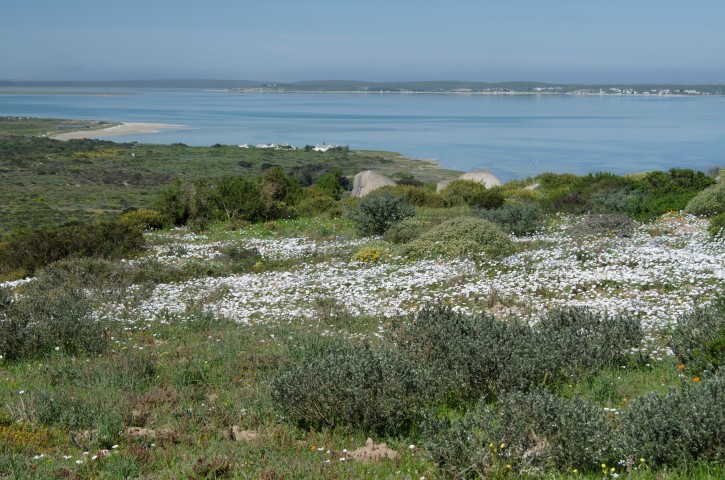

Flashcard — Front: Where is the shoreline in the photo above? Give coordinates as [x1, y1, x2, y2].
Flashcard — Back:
[51, 122, 183, 140]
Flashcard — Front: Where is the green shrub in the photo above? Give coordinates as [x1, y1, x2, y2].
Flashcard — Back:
[270, 336, 438, 435]
[0, 220, 144, 276]
[383, 217, 426, 244]
[347, 190, 415, 236]
[709, 212, 725, 238]
[119, 209, 165, 231]
[535, 172, 579, 191]
[617, 373, 725, 466]
[572, 213, 638, 238]
[635, 168, 716, 219]
[685, 181, 725, 216]
[440, 180, 505, 209]
[405, 217, 514, 259]
[473, 202, 542, 236]
[425, 390, 614, 476]
[213, 175, 265, 222]
[670, 298, 725, 376]
[294, 190, 341, 217]
[380, 185, 447, 208]
[0, 264, 108, 360]
[393, 304, 538, 402]
[155, 177, 192, 226]
[534, 307, 643, 377]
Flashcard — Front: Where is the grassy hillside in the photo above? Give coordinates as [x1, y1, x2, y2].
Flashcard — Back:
[0, 120, 461, 235]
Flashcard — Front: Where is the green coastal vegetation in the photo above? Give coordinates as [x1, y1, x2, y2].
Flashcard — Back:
[1, 117, 724, 479]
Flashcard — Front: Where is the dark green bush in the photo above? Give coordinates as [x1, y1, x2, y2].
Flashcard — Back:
[425, 390, 614, 476]
[405, 217, 514, 259]
[473, 201, 542, 236]
[634, 168, 716, 219]
[382, 217, 426, 244]
[213, 175, 265, 222]
[347, 190, 415, 236]
[534, 307, 643, 377]
[270, 336, 438, 435]
[572, 213, 639, 238]
[670, 298, 725, 376]
[0, 264, 109, 360]
[617, 373, 725, 466]
[0, 220, 144, 276]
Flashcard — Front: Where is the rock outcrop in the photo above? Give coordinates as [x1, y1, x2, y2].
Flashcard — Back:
[437, 169, 503, 192]
[351, 171, 398, 197]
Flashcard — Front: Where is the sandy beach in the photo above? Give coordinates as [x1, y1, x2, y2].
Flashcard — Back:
[52, 122, 183, 140]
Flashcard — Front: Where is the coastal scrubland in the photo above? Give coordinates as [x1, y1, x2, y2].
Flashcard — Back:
[1, 118, 724, 479]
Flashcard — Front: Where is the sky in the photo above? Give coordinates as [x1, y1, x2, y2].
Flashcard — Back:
[2, 0, 724, 84]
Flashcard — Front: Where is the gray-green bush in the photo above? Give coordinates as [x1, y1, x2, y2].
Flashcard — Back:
[270, 336, 438, 435]
[405, 216, 514, 259]
[425, 390, 614, 476]
[346, 190, 415, 236]
[473, 201, 542, 236]
[0, 264, 109, 360]
[670, 297, 725, 375]
[534, 307, 643, 377]
[617, 373, 725, 466]
[684, 181, 725, 216]
[572, 213, 638, 238]
[382, 217, 426, 244]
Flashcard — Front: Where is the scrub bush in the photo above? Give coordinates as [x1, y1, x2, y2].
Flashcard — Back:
[534, 307, 643, 377]
[119, 209, 165, 231]
[425, 390, 614, 476]
[393, 304, 539, 402]
[0, 264, 108, 360]
[379, 185, 447, 208]
[685, 181, 725, 216]
[473, 201, 542, 236]
[572, 213, 639, 238]
[670, 297, 725, 375]
[270, 337, 438, 435]
[0, 220, 144, 276]
[617, 373, 725, 466]
[347, 190, 415, 236]
[709, 212, 725, 238]
[383, 217, 426, 244]
[405, 217, 514, 259]
[439, 180, 505, 209]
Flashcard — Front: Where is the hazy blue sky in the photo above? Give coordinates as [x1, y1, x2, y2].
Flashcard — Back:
[2, 0, 724, 83]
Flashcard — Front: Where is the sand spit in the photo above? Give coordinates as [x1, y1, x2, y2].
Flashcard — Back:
[52, 122, 183, 140]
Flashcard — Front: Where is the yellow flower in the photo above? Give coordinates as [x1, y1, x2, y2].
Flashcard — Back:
[694, 376, 701, 383]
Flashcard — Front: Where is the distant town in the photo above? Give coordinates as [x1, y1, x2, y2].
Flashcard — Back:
[1, 79, 723, 96]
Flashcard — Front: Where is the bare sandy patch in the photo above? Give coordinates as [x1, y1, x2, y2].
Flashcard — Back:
[52, 122, 183, 140]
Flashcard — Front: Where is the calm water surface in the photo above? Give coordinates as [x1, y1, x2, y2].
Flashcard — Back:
[1, 88, 724, 180]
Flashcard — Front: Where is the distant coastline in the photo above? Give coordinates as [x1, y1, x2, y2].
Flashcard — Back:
[51, 122, 183, 140]
[2, 79, 723, 96]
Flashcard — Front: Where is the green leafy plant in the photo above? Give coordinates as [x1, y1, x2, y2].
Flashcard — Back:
[347, 190, 415, 236]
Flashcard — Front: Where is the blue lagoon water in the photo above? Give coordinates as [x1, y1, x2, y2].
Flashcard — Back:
[1, 88, 724, 180]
